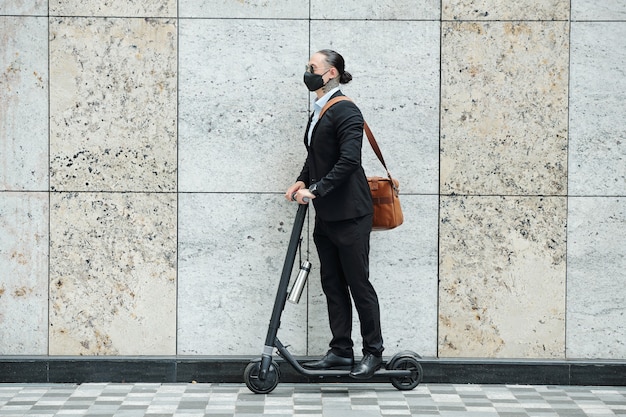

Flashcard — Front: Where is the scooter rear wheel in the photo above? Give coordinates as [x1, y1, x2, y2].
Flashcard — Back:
[244, 358, 280, 394]
[387, 351, 423, 391]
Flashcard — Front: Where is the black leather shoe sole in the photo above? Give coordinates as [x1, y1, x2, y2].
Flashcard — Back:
[303, 363, 353, 370]
[302, 353, 354, 370]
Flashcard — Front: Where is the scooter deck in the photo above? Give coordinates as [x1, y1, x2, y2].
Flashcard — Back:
[274, 337, 415, 379]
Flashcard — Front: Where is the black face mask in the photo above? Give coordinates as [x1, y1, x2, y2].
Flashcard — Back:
[303, 69, 329, 92]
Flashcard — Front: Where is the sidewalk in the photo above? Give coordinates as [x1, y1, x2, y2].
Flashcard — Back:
[0, 382, 625, 416]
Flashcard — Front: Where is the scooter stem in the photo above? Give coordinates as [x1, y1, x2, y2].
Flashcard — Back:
[259, 203, 308, 379]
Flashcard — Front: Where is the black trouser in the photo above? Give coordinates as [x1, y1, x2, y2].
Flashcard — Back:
[313, 213, 384, 358]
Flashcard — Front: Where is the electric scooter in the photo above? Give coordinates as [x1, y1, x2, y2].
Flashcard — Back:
[244, 203, 423, 394]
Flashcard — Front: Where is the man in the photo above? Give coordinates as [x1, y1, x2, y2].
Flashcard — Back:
[285, 49, 384, 379]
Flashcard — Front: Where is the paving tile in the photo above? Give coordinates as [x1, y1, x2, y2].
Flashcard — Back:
[0, 383, 625, 416]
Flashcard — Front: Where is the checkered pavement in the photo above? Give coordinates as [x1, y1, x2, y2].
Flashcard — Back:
[0, 383, 624, 416]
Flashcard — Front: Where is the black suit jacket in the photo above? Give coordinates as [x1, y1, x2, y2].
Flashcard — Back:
[297, 91, 374, 222]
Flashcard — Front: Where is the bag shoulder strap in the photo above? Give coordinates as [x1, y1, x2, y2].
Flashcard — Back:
[319, 96, 351, 119]
[319, 96, 391, 175]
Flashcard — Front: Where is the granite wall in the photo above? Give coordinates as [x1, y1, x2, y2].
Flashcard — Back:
[0, 1, 624, 360]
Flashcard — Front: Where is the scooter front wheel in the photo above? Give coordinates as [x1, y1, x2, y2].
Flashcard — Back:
[244, 358, 280, 394]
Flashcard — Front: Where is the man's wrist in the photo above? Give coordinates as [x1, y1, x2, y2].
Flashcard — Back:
[309, 183, 320, 196]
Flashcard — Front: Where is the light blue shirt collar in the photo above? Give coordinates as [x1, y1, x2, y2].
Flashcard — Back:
[308, 87, 341, 145]
[313, 87, 341, 114]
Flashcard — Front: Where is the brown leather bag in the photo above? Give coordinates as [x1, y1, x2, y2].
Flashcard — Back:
[320, 97, 404, 230]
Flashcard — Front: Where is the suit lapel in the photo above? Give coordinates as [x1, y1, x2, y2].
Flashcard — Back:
[304, 112, 315, 147]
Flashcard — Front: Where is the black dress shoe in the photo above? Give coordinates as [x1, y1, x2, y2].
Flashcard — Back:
[349, 353, 382, 379]
[303, 352, 354, 369]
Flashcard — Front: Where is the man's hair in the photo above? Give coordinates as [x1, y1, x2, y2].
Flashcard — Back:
[318, 49, 353, 84]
